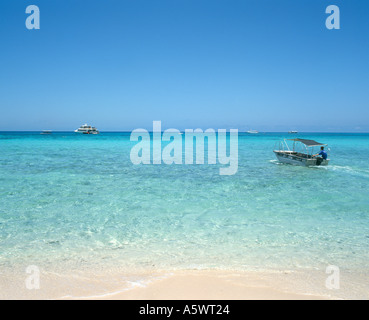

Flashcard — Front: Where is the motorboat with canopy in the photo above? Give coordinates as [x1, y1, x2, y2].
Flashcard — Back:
[273, 138, 329, 166]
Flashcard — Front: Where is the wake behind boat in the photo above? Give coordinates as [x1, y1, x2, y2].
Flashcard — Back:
[74, 124, 100, 134]
[273, 138, 330, 166]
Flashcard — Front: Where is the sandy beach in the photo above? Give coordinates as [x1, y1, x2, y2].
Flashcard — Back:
[94, 270, 328, 300]
[1, 268, 338, 300]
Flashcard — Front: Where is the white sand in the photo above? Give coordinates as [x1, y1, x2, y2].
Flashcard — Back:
[0, 269, 334, 300]
[96, 270, 327, 300]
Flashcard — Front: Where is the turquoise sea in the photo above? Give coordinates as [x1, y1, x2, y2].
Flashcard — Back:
[1, 132, 369, 298]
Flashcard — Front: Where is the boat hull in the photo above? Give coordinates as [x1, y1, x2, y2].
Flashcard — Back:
[274, 151, 329, 167]
[75, 130, 100, 134]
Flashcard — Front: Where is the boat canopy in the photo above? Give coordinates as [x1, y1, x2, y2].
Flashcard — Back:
[288, 138, 326, 147]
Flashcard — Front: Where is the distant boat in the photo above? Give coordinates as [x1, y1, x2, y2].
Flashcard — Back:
[288, 130, 298, 134]
[41, 130, 52, 135]
[74, 124, 100, 134]
[247, 130, 259, 134]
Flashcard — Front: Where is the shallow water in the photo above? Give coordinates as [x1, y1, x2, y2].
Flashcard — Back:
[0, 132, 368, 297]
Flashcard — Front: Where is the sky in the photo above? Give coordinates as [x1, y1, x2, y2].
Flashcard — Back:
[0, 0, 368, 132]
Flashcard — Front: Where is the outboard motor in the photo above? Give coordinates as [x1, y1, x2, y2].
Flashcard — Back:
[316, 157, 323, 166]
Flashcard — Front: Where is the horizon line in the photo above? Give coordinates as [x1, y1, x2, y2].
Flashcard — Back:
[1, 130, 369, 134]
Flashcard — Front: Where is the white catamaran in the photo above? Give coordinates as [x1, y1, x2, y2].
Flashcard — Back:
[74, 124, 100, 134]
[274, 138, 330, 166]
[247, 129, 259, 134]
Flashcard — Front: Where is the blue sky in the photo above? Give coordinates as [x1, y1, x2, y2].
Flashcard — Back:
[0, 0, 368, 131]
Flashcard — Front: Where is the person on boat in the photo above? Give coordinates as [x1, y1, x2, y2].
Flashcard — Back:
[313, 146, 328, 160]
